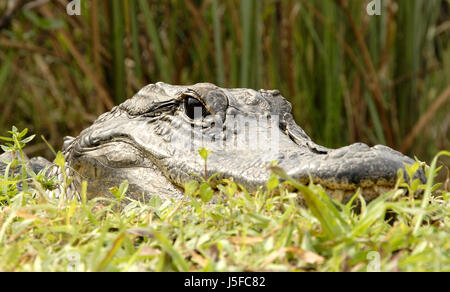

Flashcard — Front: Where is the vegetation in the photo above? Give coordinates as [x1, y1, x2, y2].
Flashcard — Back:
[0, 0, 448, 163]
[0, 0, 449, 272]
[0, 129, 448, 271]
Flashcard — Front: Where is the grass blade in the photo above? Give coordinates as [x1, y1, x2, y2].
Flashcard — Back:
[138, 0, 170, 82]
[212, 0, 225, 86]
[413, 151, 450, 235]
[240, 0, 253, 87]
[111, 0, 126, 102]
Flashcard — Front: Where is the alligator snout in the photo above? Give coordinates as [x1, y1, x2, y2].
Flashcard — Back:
[282, 142, 426, 199]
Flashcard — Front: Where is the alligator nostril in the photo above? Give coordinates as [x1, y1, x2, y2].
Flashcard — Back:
[90, 135, 100, 146]
[80, 133, 100, 148]
[81, 135, 89, 147]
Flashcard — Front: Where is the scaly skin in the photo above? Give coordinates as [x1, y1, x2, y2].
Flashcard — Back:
[56, 82, 425, 203]
[1, 82, 426, 203]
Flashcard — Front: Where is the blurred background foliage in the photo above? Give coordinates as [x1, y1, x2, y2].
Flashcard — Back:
[0, 0, 449, 166]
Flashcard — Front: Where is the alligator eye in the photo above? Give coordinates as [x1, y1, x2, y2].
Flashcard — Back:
[184, 96, 210, 120]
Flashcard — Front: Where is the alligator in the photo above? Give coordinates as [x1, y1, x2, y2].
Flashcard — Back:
[1, 82, 425, 203]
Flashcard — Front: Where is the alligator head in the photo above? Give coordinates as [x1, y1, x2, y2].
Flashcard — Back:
[62, 82, 425, 203]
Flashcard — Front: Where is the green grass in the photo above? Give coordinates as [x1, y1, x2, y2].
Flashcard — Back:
[0, 0, 448, 271]
[0, 130, 448, 272]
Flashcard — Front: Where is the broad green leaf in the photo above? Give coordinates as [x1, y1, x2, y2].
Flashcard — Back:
[184, 181, 199, 197]
[267, 175, 279, 191]
[199, 182, 214, 203]
[21, 135, 35, 144]
[55, 152, 65, 168]
[198, 147, 211, 161]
